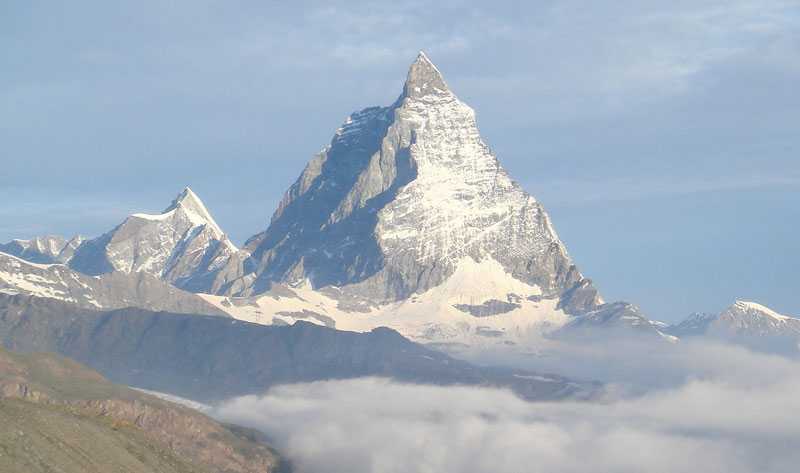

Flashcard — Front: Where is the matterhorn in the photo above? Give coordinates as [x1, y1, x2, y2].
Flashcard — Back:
[194, 52, 664, 347]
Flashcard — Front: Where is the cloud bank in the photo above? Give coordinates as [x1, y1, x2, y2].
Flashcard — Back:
[214, 341, 800, 473]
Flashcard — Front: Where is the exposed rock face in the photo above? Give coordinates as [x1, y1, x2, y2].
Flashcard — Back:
[241, 52, 598, 308]
[0, 346, 284, 473]
[57, 235, 86, 262]
[69, 187, 241, 293]
[0, 235, 84, 264]
[453, 299, 521, 317]
[0, 252, 224, 316]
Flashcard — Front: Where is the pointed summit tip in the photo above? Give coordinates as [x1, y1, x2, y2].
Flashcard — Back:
[161, 187, 230, 240]
[166, 186, 205, 213]
[416, 50, 432, 63]
[174, 187, 205, 206]
[178, 186, 196, 199]
[403, 50, 450, 99]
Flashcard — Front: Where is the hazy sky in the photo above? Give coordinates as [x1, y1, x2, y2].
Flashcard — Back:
[1, 1, 798, 321]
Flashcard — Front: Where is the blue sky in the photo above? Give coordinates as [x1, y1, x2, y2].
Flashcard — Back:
[1, 1, 798, 321]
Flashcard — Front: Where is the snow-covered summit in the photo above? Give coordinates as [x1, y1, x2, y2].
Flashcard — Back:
[731, 300, 792, 322]
[133, 187, 232, 247]
[716, 300, 800, 335]
[668, 300, 800, 346]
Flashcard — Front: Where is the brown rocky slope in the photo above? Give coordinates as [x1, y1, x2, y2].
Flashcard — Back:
[0, 346, 287, 473]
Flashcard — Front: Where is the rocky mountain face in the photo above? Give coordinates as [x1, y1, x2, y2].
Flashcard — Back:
[69, 187, 243, 293]
[0, 293, 598, 403]
[667, 300, 800, 353]
[241, 52, 598, 310]
[0, 252, 224, 316]
[0, 235, 84, 264]
[0, 345, 285, 473]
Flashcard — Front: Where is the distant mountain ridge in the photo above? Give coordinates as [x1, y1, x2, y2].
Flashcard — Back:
[0, 235, 84, 264]
[0, 251, 224, 316]
[0, 293, 597, 402]
[667, 300, 800, 353]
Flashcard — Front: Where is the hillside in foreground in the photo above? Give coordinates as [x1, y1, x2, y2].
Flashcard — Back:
[0, 345, 287, 473]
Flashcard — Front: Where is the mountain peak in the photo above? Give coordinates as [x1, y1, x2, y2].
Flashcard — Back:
[240, 48, 588, 312]
[403, 51, 450, 99]
[70, 186, 239, 291]
[168, 186, 201, 210]
[159, 187, 227, 239]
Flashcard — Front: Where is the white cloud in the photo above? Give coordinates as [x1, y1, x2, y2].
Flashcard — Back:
[215, 347, 800, 473]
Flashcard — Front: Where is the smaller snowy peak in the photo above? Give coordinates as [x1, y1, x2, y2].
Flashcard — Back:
[666, 300, 800, 346]
[133, 187, 232, 245]
[731, 300, 792, 321]
[402, 51, 451, 99]
[69, 188, 242, 294]
[168, 187, 224, 233]
[717, 301, 800, 352]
